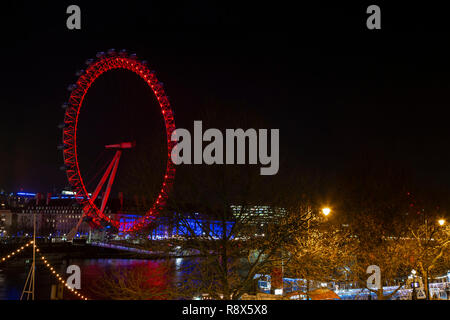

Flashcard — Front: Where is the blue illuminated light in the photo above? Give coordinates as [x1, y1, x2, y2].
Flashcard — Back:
[17, 192, 37, 197]
[50, 196, 85, 199]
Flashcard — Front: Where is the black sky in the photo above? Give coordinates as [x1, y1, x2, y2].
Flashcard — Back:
[1, 2, 450, 195]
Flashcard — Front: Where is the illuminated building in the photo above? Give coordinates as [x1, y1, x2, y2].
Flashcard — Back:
[0, 191, 284, 241]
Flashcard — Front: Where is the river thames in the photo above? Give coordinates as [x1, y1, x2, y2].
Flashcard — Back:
[0, 257, 187, 300]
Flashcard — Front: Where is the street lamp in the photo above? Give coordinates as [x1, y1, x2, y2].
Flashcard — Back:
[438, 219, 446, 226]
[322, 207, 331, 216]
[411, 269, 417, 300]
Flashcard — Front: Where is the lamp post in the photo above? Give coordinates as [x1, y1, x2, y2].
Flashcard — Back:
[411, 269, 417, 300]
[446, 283, 450, 300]
[302, 206, 333, 300]
[423, 219, 446, 300]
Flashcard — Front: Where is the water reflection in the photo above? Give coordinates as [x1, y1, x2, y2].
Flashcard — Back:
[0, 258, 191, 300]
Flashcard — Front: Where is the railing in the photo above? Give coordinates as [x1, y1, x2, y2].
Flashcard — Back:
[89, 241, 157, 255]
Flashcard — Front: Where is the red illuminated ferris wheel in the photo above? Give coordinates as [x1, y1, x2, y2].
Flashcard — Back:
[60, 49, 176, 234]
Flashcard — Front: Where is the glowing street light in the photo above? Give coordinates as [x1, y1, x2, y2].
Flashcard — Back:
[322, 207, 331, 216]
[438, 219, 446, 226]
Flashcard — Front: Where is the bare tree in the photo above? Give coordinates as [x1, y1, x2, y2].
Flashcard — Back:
[345, 215, 413, 300]
[161, 204, 310, 299]
[285, 212, 356, 297]
[143, 158, 311, 299]
[407, 217, 450, 299]
[90, 261, 175, 300]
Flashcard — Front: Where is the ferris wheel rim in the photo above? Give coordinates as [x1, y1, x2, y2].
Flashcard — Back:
[62, 51, 176, 233]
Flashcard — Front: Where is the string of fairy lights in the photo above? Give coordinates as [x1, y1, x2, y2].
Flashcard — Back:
[0, 240, 33, 262]
[0, 241, 89, 300]
[34, 245, 89, 300]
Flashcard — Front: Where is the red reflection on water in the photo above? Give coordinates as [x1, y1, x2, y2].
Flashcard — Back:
[79, 260, 172, 300]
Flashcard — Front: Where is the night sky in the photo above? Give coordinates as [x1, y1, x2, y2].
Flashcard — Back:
[1, 2, 450, 197]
